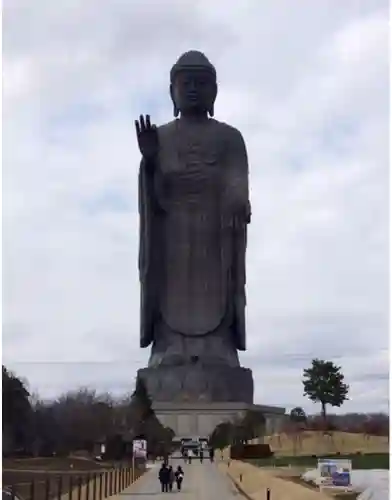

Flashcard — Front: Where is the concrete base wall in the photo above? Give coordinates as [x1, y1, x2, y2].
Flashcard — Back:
[152, 402, 286, 439]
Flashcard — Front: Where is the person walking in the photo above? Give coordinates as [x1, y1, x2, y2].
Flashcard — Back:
[158, 463, 170, 493]
[168, 465, 175, 492]
[199, 450, 204, 463]
[175, 465, 184, 491]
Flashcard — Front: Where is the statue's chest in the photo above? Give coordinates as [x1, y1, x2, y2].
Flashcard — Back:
[158, 125, 225, 175]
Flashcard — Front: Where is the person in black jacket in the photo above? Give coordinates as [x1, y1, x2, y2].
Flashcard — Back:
[174, 465, 184, 491]
[158, 463, 170, 492]
[168, 465, 175, 492]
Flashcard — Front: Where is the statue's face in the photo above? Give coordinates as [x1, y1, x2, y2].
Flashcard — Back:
[171, 69, 216, 115]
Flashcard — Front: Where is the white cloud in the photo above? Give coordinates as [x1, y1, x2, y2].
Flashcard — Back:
[3, 0, 389, 415]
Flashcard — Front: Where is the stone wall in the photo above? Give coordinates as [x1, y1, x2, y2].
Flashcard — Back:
[152, 402, 286, 439]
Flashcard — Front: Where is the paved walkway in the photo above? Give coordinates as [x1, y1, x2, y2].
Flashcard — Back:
[115, 459, 240, 499]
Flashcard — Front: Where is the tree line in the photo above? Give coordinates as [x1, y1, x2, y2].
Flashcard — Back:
[3, 366, 173, 458]
[3, 359, 388, 457]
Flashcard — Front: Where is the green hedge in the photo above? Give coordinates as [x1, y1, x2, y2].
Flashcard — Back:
[250, 452, 389, 470]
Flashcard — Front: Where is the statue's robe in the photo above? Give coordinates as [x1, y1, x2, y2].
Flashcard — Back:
[138, 119, 250, 354]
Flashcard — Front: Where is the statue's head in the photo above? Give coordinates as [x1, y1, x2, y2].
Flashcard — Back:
[170, 50, 217, 118]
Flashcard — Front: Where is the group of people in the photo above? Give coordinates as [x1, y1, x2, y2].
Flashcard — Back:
[158, 463, 184, 493]
[183, 447, 214, 464]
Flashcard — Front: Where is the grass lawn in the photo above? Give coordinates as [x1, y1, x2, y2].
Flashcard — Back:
[250, 452, 389, 470]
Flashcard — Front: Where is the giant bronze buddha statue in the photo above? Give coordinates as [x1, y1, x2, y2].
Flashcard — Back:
[135, 51, 253, 403]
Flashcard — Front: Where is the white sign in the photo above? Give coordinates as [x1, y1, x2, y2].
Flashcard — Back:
[317, 459, 352, 489]
[133, 439, 147, 458]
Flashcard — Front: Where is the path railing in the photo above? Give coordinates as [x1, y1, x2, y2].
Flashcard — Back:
[4, 466, 143, 500]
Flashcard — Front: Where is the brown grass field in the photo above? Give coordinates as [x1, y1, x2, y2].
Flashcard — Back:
[257, 430, 389, 456]
[220, 431, 389, 461]
[3, 457, 109, 471]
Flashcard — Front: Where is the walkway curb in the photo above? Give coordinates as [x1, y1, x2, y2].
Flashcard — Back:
[226, 473, 254, 500]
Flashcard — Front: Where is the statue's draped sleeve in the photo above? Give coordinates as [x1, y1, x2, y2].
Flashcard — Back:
[138, 122, 251, 352]
[224, 127, 251, 351]
[138, 159, 163, 348]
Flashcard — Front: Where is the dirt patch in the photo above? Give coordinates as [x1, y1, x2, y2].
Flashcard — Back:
[3, 458, 108, 472]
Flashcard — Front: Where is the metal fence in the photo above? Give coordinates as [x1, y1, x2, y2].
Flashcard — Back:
[4, 466, 143, 500]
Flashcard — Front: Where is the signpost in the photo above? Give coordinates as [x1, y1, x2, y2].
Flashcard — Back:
[132, 440, 147, 483]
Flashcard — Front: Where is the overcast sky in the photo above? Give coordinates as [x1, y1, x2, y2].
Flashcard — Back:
[3, 0, 389, 414]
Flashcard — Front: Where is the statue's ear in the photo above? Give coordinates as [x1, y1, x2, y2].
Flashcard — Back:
[208, 82, 218, 117]
[170, 84, 179, 118]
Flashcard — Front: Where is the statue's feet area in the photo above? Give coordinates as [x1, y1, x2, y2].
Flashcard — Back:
[137, 364, 253, 403]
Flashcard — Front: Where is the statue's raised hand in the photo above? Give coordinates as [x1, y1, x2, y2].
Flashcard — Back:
[135, 114, 158, 162]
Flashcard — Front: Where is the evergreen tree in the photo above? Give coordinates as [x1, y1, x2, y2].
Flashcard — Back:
[303, 359, 349, 423]
[2, 365, 33, 451]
